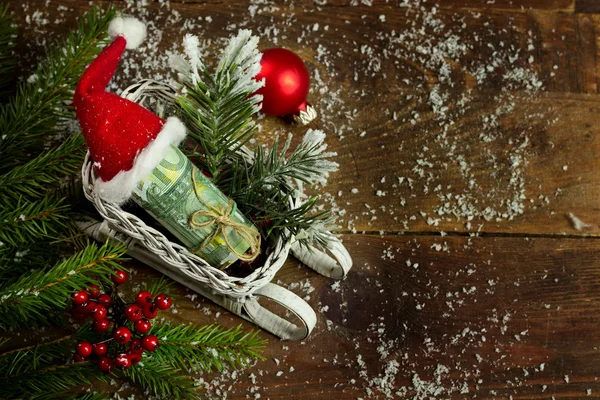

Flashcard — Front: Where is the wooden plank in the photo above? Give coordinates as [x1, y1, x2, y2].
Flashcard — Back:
[167, 0, 575, 13]
[122, 234, 600, 399]
[9, 0, 599, 236]
[576, 0, 600, 14]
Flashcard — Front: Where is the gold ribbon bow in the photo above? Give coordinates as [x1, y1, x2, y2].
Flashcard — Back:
[188, 169, 261, 265]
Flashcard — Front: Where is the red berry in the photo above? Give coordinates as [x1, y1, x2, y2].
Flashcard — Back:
[142, 304, 158, 319]
[125, 305, 143, 321]
[76, 341, 93, 358]
[97, 294, 112, 306]
[154, 294, 172, 310]
[93, 318, 111, 333]
[141, 335, 159, 352]
[114, 326, 132, 344]
[73, 354, 85, 362]
[85, 284, 100, 298]
[83, 302, 97, 315]
[111, 270, 127, 285]
[92, 304, 107, 321]
[129, 338, 144, 355]
[134, 319, 151, 334]
[72, 290, 88, 305]
[135, 290, 153, 307]
[115, 353, 131, 369]
[128, 351, 142, 365]
[98, 356, 113, 373]
[92, 343, 108, 356]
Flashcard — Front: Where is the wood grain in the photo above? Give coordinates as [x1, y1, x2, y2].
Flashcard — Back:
[6, 0, 600, 399]
[149, 234, 600, 399]
[9, 0, 598, 237]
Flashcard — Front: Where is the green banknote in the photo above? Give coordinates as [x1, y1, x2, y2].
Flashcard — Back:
[131, 145, 257, 268]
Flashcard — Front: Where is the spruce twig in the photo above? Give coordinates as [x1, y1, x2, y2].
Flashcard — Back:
[0, 3, 16, 99]
[0, 196, 70, 248]
[123, 357, 199, 400]
[173, 30, 264, 184]
[0, 6, 115, 171]
[0, 334, 75, 377]
[0, 242, 127, 330]
[150, 322, 266, 372]
[0, 133, 86, 205]
[0, 361, 104, 400]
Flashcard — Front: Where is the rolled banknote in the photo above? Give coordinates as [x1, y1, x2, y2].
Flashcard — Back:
[131, 145, 260, 269]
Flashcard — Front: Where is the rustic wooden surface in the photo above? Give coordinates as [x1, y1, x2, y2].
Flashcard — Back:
[10, 0, 600, 398]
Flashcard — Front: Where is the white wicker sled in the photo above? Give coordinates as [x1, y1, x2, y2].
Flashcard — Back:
[79, 80, 352, 340]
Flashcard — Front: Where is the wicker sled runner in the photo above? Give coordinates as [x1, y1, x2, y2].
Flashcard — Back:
[79, 80, 352, 340]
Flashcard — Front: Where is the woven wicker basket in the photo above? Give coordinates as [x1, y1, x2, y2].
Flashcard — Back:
[79, 80, 352, 340]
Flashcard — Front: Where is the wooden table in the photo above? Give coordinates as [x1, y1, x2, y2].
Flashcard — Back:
[11, 0, 600, 398]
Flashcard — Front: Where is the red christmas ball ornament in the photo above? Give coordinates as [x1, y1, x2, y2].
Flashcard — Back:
[115, 353, 132, 369]
[85, 283, 100, 298]
[124, 305, 143, 321]
[98, 356, 113, 373]
[254, 48, 316, 124]
[93, 342, 108, 356]
[141, 335, 159, 352]
[134, 318, 151, 334]
[135, 290, 153, 307]
[93, 318, 111, 333]
[154, 294, 172, 310]
[142, 304, 158, 320]
[72, 290, 88, 305]
[76, 341, 93, 358]
[114, 326, 132, 344]
[111, 270, 128, 285]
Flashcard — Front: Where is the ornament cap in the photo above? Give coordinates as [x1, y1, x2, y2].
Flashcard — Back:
[293, 101, 317, 125]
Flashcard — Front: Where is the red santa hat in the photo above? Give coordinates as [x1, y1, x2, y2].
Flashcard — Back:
[74, 17, 186, 204]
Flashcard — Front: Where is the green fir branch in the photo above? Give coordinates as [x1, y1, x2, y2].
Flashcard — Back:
[0, 133, 86, 205]
[123, 357, 199, 400]
[0, 5, 115, 171]
[0, 241, 127, 330]
[0, 3, 16, 98]
[151, 322, 266, 373]
[63, 392, 109, 400]
[0, 360, 104, 400]
[174, 30, 264, 183]
[0, 196, 70, 248]
[0, 334, 75, 377]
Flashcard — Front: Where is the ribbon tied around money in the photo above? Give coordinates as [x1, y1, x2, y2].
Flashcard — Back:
[189, 169, 261, 265]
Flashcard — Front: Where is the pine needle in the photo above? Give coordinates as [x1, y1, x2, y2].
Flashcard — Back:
[123, 357, 199, 400]
[0, 334, 76, 377]
[0, 241, 127, 330]
[0, 3, 16, 98]
[0, 195, 70, 248]
[174, 30, 264, 183]
[0, 133, 86, 206]
[150, 322, 266, 373]
[0, 5, 115, 171]
[0, 361, 105, 400]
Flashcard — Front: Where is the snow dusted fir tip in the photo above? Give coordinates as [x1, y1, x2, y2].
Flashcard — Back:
[299, 129, 339, 186]
[170, 29, 264, 103]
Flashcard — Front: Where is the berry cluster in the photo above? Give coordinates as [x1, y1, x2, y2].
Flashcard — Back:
[71, 270, 172, 372]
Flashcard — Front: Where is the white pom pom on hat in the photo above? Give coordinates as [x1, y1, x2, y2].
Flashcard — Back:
[108, 16, 146, 50]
